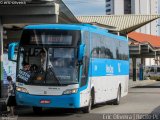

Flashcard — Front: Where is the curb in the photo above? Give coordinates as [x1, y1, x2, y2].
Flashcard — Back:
[129, 80, 157, 88]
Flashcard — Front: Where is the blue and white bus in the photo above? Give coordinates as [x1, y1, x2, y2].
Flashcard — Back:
[8, 24, 129, 113]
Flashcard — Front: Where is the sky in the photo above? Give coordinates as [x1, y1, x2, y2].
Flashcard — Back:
[63, 0, 106, 16]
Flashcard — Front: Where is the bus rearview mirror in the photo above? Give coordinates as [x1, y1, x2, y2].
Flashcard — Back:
[8, 42, 19, 62]
[78, 44, 85, 62]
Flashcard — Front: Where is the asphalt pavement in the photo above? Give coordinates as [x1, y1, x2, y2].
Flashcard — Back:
[1, 81, 160, 120]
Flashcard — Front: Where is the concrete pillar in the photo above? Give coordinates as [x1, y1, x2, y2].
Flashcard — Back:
[139, 57, 145, 80]
[156, 57, 158, 65]
[0, 18, 3, 98]
[132, 58, 137, 81]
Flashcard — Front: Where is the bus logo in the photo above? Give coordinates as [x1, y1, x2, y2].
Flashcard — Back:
[106, 65, 114, 74]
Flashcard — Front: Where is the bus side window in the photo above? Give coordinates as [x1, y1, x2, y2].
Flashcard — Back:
[91, 48, 99, 58]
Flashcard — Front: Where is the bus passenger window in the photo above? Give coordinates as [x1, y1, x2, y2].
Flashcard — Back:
[157, 67, 160, 72]
[150, 67, 154, 72]
[92, 50, 98, 58]
[91, 48, 100, 58]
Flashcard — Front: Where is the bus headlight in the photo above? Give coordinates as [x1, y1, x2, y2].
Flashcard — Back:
[16, 87, 29, 93]
[63, 88, 78, 95]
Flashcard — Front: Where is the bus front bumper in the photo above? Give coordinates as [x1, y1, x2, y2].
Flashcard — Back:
[16, 92, 80, 108]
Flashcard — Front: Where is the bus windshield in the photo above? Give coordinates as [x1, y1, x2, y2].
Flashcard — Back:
[17, 47, 78, 86]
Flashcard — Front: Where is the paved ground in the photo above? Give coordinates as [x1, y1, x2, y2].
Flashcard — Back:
[128, 79, 156, 88]
[91, 82, 160, 114]
[1, 81, 160, 120]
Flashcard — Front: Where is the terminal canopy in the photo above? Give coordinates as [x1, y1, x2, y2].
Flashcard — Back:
[0, 0, 78, 25]
[77, 15, 160, 35]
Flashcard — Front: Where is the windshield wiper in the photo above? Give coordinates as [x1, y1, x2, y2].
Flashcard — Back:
[47, 66, 62, 86]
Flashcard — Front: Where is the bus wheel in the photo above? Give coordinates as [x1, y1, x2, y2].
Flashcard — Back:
[33, 107, 42, 114]
[82, 96, 92, 113]
[82, 89, 94, 113]
[113, 86, 121, 105]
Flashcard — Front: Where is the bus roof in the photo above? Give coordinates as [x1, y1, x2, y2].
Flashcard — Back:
[25, 24, 127, 42]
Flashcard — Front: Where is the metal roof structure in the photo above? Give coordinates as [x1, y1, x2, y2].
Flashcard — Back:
[0, 0, 78, 29]
[77, 15, 160, 35]
[129, 42, 160, 58]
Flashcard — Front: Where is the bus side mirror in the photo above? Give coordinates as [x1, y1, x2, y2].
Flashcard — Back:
[8, 42, 19, 62]
[78, 44, 85, 62]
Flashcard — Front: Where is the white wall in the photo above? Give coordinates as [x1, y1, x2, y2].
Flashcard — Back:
[106, 0, 124, 15]
[158, 0, 160, 36]
[145, 58, 155, 66]
[134, 0, 158, 36]
[114, 0, 124, 15]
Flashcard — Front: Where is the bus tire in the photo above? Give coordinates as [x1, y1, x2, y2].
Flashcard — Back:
[33, 107, 42, 114]
[91, 88, 95, 106]
[113, 85, 121, 105]
[82, 89, 94, 113]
